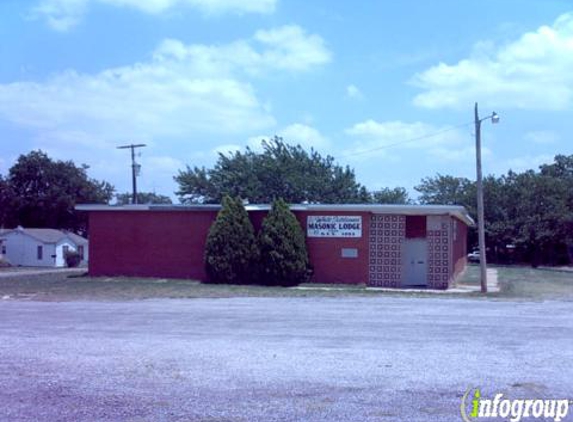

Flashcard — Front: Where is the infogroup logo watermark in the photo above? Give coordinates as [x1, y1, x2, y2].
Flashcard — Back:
[460, 388, 571, 422]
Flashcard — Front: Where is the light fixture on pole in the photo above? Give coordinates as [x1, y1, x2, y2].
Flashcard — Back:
[117, 143, 147, 204]
[474, 103, 499, 293]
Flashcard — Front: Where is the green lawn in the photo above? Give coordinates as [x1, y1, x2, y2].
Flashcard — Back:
[0, 272, 388, 301]
[461, 264, 573, 300]
[457, 264, 481, 285]
[0, 271, 474, 301]
[0, 265, 571, 301]
[497, 266, 573, 299]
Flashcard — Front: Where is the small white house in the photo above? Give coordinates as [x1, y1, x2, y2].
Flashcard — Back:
[0, 227, 88, 267]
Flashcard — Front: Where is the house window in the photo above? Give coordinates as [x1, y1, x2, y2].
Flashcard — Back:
[1, 244, 5, 255]
[37, 245, 43, 260]
[78, 245, 84, 260]
[63, 245, 69, 256]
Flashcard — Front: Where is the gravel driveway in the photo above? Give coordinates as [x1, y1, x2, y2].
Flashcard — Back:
[1, 297, 572, 421]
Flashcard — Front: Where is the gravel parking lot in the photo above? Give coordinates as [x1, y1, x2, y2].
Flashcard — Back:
[1, 296, 572, 421]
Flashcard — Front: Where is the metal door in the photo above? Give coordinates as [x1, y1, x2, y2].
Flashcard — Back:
[404, 239, 428, 286]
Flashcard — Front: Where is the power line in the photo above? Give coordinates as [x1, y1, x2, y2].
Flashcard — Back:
[336, 120, 473, 160]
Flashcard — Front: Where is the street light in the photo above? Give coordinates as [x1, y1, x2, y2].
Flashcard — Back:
[474, 103, 499, 293]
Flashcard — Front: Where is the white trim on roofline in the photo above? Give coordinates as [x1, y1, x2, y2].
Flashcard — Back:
[76, 203, 474, 226]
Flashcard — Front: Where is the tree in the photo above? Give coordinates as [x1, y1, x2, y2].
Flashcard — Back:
[0, 175, 14, 227]
[415, 174, 474, 207]
[415, 156, 573, 266]
[539, 154, 573, 261]
[5, 150, 114, 233]
[370, 187, 411, 204]
[502, 170, 571, 266]
[258, 198, 310, 286]
[115, 192, 172, 205]
[204, 196, 259, 284]
[175, 137, 370, 204]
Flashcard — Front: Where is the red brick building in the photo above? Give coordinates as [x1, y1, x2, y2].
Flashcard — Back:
[77, 204, 472, 289]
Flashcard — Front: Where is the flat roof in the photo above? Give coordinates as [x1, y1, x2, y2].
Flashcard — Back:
[76, 203, 474, 226]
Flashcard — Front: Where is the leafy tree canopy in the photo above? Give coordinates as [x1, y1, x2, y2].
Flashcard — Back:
[416, 156, 573, 266]
[175, 137, 370, 204]
[115, 192, 172, 205]
[415, 174, 474, 207]
[1, 150, 114, 233]
[371, 187, 411, 204]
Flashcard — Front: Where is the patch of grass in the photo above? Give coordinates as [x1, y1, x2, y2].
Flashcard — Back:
[456, 264, 481, 285]
[1, 265, 570, 302]
[0, 272, 368, 301]
[457, 264, 573, 299]
[0, 271, 486, 302]
[497, 266, 573, 300]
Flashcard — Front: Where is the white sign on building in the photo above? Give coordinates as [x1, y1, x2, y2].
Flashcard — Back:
[307, 216, 362, 238]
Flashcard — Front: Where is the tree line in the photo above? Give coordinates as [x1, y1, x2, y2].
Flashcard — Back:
[0, 151, 171, 234]
[415, 156, 573, 266]
[175, 137, 410, 205]
[176, 137, 573, 267]
[2, 142, 572, 266]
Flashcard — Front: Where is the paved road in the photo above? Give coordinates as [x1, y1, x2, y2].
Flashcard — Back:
[0, 297, 572, 421]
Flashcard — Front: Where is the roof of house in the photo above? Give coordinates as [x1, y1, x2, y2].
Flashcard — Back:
[76, 203, 475, 226]
[0, 227, 88, 245]
[66, 232, 88, 246]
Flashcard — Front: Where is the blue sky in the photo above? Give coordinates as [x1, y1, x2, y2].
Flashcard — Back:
[1, 0, 572, 200]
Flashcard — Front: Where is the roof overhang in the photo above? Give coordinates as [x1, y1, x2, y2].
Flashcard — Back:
[76, 203, 475, 226]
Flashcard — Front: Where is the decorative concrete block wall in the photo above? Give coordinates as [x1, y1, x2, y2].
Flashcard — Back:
[427, 215, 452, 289]
[368, 215, 405, 287]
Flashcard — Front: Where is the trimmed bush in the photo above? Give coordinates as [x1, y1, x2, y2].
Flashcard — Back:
[204, 195, 259, 284]
[64, 250, 81, 268]
[258, 198, 311, 286]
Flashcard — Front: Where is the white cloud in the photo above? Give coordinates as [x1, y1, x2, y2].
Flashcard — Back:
[504, 154, 555, 173]
[344, 119, 471, 162]
[247, 123, 330, 152]
[279, 123, 330, 149]
[32, 0, 277, 31]
[412, 12, 573, 110]
[0, 68, 272, 141]
[524, 130, 560, 145]
[138, 155, 184, 196]
[253, 26, 332, 71]
[155, 26, 331, 73]
[346, 84, 363, 99]
[0, 25, 330, 196]
[31, 0, 87, 31]
[0, 25, 330, 142]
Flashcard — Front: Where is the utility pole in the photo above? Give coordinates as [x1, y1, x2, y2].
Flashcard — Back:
[117, 143, 146, 204]
[474, 103, 499, 294]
